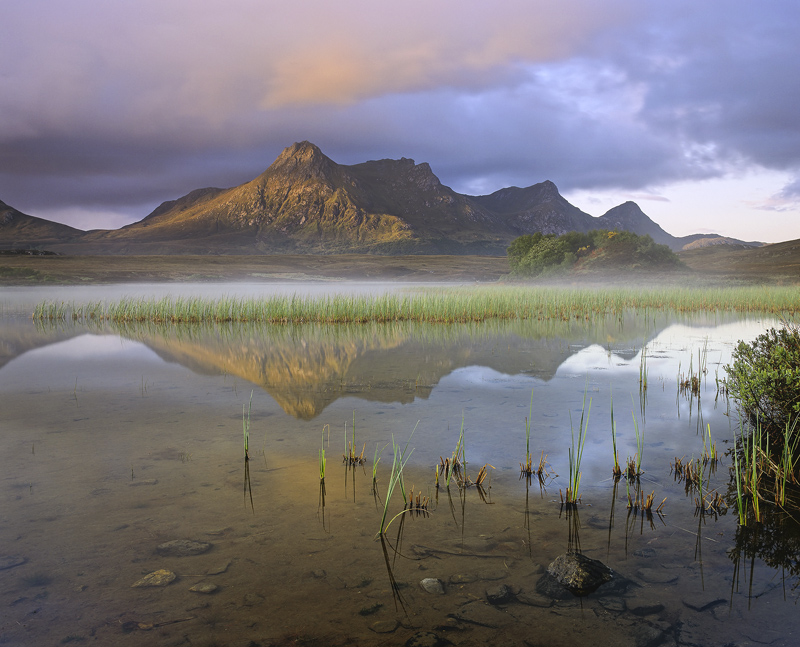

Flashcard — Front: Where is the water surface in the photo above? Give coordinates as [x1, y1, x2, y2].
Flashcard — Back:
[1, 284, 797, 646]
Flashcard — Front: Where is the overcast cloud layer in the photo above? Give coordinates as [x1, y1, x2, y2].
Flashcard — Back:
[1, 0, 799, 240]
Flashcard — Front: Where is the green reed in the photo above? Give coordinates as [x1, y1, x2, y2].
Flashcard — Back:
[625, 397, 644, 479]
[563, 385, 591, 507]
[610, 388, 621, 479]
[32, 285, 800, 325]
[319, 425, 328, 481]
[242, 390, 253, 460]
[378, 425, 417, 536]
[520, 390, 534, 476]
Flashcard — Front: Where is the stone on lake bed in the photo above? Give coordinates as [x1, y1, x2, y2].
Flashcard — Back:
[486, 583, 515, 605]
[206, 560, 231, 575]
[189, 582, 219, 594]
[420, 578, 445, 594]
[131, 569, 176, 588]
[546, 552, 613, 596]
[369, 619, 399, 633]
[156, 539, 212, 557]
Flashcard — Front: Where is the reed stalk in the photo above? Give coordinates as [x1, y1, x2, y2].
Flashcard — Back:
[610, 388, 621, 478]
[564, 385, 591, 506]
[242, 390, 253, 461]
[319, 426, 327, 481]
[378, 424, 417, 536]
[520, 390, 534, 476]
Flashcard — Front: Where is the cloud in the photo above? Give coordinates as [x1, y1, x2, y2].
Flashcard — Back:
[750, 176, 800, 212]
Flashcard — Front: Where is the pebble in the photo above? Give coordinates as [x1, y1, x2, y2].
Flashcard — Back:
[477, 568, 508, 581]
[242, 592, 265, 606]
[683, 593, 725, 612]
[486, 583, 515, 605]
[156, 539, 212, 557]
[369, 619, 399, 633]
[131, 569, 177, 588]
[189, 582, 219, 594]
[452, 600, 505, 628]
[405, 631, 448, 647]
[420, 578, 445, 595]
[206, 560, 231, 575]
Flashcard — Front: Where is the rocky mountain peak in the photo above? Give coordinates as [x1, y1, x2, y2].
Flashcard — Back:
[266, 141, 336, 179]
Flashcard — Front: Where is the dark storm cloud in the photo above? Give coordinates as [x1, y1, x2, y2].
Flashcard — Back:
[0, 0, 798, 230]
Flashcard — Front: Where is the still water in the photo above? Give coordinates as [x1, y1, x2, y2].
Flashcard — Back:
[1, 284, 797, 646]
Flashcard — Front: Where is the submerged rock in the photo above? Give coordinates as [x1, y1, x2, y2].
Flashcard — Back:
[485, 584, 515, 605]
[131, 569, 176, 588]
[369, 619, 399, 633]
[546, 552, 613, 596]
[420, 577, 445, 595]
[156, 539, 212, 557]
[189, 582, 219, 594]
[405, 631, 450, 647]
[206, 560, 231, 575]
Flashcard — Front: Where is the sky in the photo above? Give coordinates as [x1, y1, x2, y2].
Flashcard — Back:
[2, 1, 799, 243]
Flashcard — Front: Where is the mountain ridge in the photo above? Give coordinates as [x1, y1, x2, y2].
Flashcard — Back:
[0, 141, 762, 255]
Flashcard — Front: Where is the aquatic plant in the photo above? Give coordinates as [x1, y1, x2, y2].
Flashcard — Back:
[610, 388, 621, 479]
[343, 411, 366, 466]
[319, 425, 327, 481]
[378, 425, 417, 536]
[625, 399, 644, 479]
[520, 390, 534, 476]
[639, 344, 648, 393]
[438, 414, 466, 489]
[563, 385, 591, 507]
[626, 483, 666, 515]
[242, 390, 253, 461]
[702, 423, 718, 465]
[32, 285, 800, 326]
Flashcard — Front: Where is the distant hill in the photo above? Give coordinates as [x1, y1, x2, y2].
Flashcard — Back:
[0, 199, 84, 249]
[0, 141, 764, 255]
[678, 238, 800, 282]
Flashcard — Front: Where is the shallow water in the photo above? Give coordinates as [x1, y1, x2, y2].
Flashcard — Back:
[1, 285, 799, 646]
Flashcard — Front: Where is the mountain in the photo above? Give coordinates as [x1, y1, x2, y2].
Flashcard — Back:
[64, 142, 511, 254]
[0, 199, 84, 249]
[472, 181, 595, 235]
[0, 141, 762, 255]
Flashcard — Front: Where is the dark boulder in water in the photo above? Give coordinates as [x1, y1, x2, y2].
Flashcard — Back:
[544, 552, 613, 596]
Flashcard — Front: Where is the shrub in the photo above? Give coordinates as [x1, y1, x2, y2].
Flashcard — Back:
[726, 321, 800, 436]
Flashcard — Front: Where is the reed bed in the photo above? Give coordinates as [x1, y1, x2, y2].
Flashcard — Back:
[32, 285, 800, 325]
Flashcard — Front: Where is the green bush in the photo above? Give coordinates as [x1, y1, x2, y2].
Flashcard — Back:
[507, 229, 682, 277]
[726, 321, 800, 436]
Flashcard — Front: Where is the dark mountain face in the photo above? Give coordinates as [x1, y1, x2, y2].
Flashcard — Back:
[0, 200, 84, 248]
[472, 181, 595, 235]
[0, 141, 760, 255]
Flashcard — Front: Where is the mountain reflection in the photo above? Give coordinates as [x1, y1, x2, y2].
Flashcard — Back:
[113, 314, 673, 419]
[4, 312, 739, 419]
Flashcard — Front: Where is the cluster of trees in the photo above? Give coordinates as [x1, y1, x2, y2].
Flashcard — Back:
[507, 230, 682, 277]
